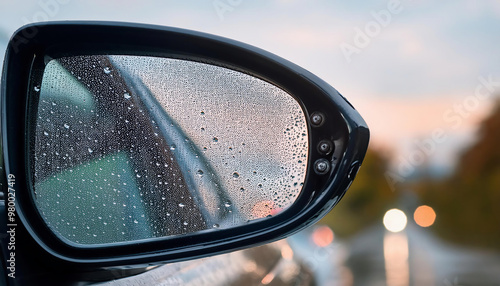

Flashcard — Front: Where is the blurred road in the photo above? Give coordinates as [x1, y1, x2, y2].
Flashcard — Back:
[289, 225, 500, 286]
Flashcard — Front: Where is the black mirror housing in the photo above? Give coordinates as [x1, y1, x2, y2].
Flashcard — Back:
[1, 22, 369, 267]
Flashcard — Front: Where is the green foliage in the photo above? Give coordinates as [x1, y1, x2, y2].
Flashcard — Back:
[319, 148, 397, 238]
[417, 100, 500, 249]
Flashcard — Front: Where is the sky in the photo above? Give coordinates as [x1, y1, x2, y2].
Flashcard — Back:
[1, 0, 499, 172]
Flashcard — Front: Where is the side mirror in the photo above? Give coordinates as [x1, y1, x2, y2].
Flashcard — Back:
[1, 22, 368, 267]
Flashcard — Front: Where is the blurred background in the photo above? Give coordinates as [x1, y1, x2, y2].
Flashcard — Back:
[1, 1, 499, 285]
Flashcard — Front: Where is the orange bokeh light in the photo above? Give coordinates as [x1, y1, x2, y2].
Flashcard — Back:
[311, 225, 334, 247]
[413, 205, 436, 227]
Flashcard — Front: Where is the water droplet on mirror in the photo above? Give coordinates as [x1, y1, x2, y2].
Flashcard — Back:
[224, 202, 231, 208]
[88, 148, 93, 153]
[103, 67, 112, 74]
[178, 203, 185, 208]
[213, 224, 220, 229]
[183, 221, 189, 226]
[124, 93, 131, 99]
[197, 170, 204, 177]
[233, 172, 240, 178]
[200, 111, 205, 115]
[170, 145, 176, 151]
[63, 123, 70, 129]
[43, 131, 49, 136]
[34, 85, 41, 92]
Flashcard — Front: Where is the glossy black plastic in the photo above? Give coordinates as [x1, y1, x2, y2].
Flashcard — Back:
[1, 22, 369, 267]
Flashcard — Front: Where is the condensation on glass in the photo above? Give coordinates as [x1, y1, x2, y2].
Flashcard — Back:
[31, 55, 308, 245]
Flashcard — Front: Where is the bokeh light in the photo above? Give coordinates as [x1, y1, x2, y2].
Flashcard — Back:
[413, 205, 436, 227]
[383, 209, 407, 233]
[311, 225, 335, 247]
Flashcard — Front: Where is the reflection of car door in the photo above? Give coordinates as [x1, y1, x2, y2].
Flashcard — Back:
[34, 55, 208, 244]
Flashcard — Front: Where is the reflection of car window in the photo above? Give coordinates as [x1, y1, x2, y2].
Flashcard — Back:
[37, 60, 95, 111]
[33, 56, 208, 244]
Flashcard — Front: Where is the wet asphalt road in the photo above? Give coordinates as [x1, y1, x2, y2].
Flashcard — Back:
[289, 224, 500, 286]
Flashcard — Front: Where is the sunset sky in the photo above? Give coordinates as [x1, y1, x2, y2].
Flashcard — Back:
[1, 0, 499, 171]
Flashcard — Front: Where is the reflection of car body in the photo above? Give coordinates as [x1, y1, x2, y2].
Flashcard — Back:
[99, 240, 316, 285]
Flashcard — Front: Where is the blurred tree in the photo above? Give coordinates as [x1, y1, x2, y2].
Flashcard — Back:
[418, 99, 500, 249]
[319, 148, 397, 238]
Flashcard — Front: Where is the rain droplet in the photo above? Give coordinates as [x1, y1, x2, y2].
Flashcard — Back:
[88, 148, 93, 153]
[224, 202, 232, 208]
[124, 93, 131, 99]
[200, 111, 205, 115]
[63, 123, 70, 129]
[183, 221, 188, 226]
[103, 67, 112, 74]
[178, 203, 185, 208]
[212, 137, 219, 143]
[170, 145, 176, 151]
[197, 170, 204, 176]
[213, 224, 220, 229]
[233, 172, 240, 178]
[43, 131, 49, 136]
[34, 85, 41, 92]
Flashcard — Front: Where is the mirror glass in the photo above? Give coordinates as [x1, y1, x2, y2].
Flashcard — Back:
[31, 55, 308, 245]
